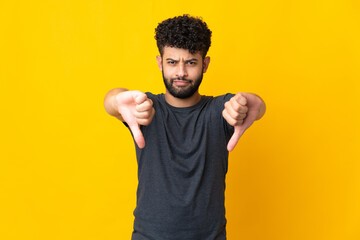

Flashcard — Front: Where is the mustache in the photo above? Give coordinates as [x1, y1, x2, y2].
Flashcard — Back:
[171, 77, 192, 82]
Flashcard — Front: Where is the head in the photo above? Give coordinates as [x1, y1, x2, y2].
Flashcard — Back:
[154, 14, 212, 99]
[155, 14, 212, 59]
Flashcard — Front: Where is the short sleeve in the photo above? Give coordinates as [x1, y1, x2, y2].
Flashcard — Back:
[212, 93, 235, 141]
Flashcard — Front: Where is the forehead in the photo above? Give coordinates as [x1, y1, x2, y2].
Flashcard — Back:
[162, 46, 202, 60]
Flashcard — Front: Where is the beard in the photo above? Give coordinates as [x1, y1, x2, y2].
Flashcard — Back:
[162, 70, 203, 99]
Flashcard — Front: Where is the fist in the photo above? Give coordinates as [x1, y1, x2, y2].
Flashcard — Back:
[222, 93, 248, 127]
[223, 92, 262, 152]
[115, 91, 155, 148]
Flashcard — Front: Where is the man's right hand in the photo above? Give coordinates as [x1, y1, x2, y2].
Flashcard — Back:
[113, 90, 155, 149]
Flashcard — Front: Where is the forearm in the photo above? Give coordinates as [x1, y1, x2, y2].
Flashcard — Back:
[251, 93, 266, 120]
[104, 88, 128, 120]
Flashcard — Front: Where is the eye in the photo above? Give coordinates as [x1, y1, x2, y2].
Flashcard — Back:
[168, 61, 176, 65]
[187, 61, 196, 65]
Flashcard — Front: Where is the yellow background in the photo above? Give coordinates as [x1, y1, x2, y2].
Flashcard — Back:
[1, 0, 359, 239]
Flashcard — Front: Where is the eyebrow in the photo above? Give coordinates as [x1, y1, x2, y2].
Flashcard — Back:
[166, 58, 199, 62]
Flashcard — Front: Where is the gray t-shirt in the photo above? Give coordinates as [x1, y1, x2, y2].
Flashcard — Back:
[127, 92, 235, 240]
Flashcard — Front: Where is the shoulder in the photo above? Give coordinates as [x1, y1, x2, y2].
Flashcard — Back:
[145, 92, 156, 99]
[144, 92, 166, 110]
[207, 93, 235, 107]
[145, 92, 162, 102]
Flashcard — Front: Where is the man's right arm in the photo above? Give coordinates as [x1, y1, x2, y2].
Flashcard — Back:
[103, 88, 128, 121]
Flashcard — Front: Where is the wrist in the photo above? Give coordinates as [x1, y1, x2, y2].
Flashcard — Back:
[104, 88, 128, 117]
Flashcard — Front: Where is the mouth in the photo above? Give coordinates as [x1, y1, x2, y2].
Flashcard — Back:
[172, 79, 191, 87]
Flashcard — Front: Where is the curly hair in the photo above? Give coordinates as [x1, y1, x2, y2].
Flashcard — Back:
[154, 14, 212, 58]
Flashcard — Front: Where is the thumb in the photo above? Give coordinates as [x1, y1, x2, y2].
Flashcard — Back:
[227, 125, 244, 152]
[128, 122, 145, 149]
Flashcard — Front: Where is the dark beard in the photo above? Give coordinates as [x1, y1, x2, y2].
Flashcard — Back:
[162, 71, 203, 99]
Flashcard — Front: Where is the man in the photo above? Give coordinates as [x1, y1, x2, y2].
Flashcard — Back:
[104, 14, 266, 240]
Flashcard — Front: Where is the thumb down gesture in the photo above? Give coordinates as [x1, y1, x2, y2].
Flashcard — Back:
[115, 91, 155, 149]
[222, 92, 265, 152]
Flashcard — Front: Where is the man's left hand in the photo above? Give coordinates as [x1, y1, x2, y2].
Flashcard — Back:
[222, 92, 264, 152]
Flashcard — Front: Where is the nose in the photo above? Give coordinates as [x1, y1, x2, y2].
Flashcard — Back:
[176, 63, 188, 78]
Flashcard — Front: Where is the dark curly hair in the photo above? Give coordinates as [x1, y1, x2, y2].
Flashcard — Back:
[154, 14, 212, 58]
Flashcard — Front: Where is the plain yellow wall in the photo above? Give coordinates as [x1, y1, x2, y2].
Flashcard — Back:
[1, 0, 359, 239]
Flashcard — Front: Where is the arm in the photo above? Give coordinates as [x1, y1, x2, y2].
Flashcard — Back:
[103, 88, 128, 121]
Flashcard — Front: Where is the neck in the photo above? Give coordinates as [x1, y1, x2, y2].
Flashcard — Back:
[164, 91, 202, 108]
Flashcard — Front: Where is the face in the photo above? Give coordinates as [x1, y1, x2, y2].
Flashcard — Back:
[156, 47, 210, 99]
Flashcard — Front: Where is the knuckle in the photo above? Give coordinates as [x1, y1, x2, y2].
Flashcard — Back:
[136, 101, 151, 112]
[141, 112, 149, 119]
[230, 119, 237, 126]
[145, 101, 152, 109]
[223, 111, 237, 126]
[235, 113, 243, 120]
[230, 100, 241, 111]
[146, 110, 153, 118]
[133, 111, 140, 118]
[137, 119, 146, 125]
[230, 110, 239, 119]
[143, 100, 153, 109]
[239, 106, 248, 113]
[231, 102, 240, 112]
[231, 105, 240, 113]
[142, 119, 151, 126]
[144, 111, 152, 118]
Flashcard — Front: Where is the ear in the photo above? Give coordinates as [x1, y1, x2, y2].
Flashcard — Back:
[202, 56, 210, 73]
[156, 55, 163, 71]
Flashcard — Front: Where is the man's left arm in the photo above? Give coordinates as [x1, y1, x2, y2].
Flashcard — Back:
[222, 92, 266, 151]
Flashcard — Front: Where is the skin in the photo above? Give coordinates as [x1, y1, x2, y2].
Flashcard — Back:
[103, 46, 266, 151]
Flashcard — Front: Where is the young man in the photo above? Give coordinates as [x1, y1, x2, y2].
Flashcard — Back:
[104, 14, 266, 240]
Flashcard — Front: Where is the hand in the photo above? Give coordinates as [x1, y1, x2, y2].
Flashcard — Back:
[222, 92, 263, 152]
[115, 91, 155, 149]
